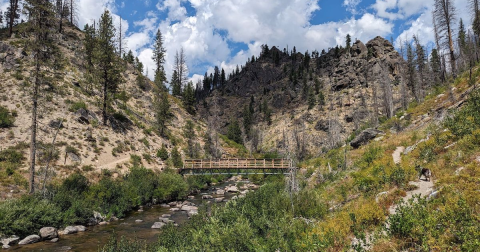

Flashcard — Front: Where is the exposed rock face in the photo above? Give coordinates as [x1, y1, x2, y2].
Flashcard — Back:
[39, 227, 58, 240]
[18, 235, 41, 245]
[75, 108, 98, 124]
[350, 128, 384, 148]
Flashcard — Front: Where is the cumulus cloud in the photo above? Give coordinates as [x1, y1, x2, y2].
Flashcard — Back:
[344, 0, 363, 15]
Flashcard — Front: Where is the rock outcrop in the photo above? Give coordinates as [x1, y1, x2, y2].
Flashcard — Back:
[350, 128, 384, 148]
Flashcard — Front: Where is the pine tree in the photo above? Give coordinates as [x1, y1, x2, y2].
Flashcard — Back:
[220, 68, 226, 86]
[413, 35, 427, 100]
[182, 81, 196, 115]
[346, 34, 352, 52]
[153, 29, 166, 76]
[171, 147, 183, 168]
[95, 10, 122, 125]
[430, 49, 442, 85]
[183, 120, 197, 158]
[308, 87, 316, 110]
[243, 105, 252, 135]
[171, 70, 181, 96]
[6, 0, 20, 37]
[202, 72, 210, 93]
[174, 48, 188, 91]
[213, 66, 220, 89]
[434, 0, 457, 77]
[227, 118, 243, 144]
[151, 28, 170, 136]
[23, 0, 58, 194]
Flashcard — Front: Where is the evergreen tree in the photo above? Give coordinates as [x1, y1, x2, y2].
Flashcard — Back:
[227, 118, 243, 144]
[220, 68, 226, 86]
[202, 72, 210, 93]
[318, 91, 325, 108]
[182, 81, 195, 115]
[308, 87, 316, 110]
[6, 0, 20, 37]
[430, 48, 442, 84]
[155, 91, 170, 137]
[23, 0, 58, 193]
[171, 70, 181, 96]
[174, 48, 188, 91]
[213, 66, 220, 89]
[124, 50, 134, 64]
[151, 28, 170, 136]
[96, 10, 122, 125]
[243, 105, 252, 136]
[406, 42, 419, 102]
[156, 145, 169, 160]
[134, 57, 143, 73]
[249, 95, 255, 114]
[262, 99, 272, 125]
[153, 29, 166, 75]
[346, 34, 352, 51]
[171, 147, 183, 168]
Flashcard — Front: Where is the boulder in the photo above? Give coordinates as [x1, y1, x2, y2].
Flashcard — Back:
[99, 221, 108, 225]
[75, 108, 98, 124]
[202, 195, 213, 199]
[48, 119, 64, 129]
[216, 189, 225, 195]
[75, 226, 86, 232]
[50, 238, 59, 243]
[160, 204, 169, 208]
[158, 217, 170, 223]
[1, 235, 19, 246]
[225, 186, 239, 193]
[39, 227, 58, 240]
[2, 244, 10, 249]
[187, 196, 195, 200]
[161, 214, 171, 218]
[151, 222, 165, 229]
[181, 205, 198, 212]
[187, 210, 198, 217]
[67, 152, 81, 163]
[350, 128, 384, 148]
[62, 226, 78, 235]
[214, 197, 224, 203]
[18, 235, 41, 245]
[135, 220, 143, 223]
[170, 208, 180, 211]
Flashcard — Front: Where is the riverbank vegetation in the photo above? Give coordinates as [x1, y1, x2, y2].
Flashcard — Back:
[0, 164, 225, 238]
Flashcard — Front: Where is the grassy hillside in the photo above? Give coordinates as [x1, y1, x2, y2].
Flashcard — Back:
[102, 64, 480, 251]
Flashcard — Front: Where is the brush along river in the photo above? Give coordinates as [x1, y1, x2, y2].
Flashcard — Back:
[10, 178, 256, 252]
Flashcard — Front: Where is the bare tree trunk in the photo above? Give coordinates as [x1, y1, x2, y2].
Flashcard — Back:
[103, 70, 108, 125]
[29, 59, 40, 194]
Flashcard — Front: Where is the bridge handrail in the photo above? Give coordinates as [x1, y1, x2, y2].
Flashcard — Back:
[183, 158, 291, 169]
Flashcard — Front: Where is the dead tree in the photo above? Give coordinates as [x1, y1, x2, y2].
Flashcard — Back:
[434, 0, 457, 78]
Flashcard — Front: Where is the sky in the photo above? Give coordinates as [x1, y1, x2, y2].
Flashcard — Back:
[0, 0, 471, 83]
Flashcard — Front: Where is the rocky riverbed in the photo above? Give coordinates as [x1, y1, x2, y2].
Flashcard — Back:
[3, 176, 257, 251]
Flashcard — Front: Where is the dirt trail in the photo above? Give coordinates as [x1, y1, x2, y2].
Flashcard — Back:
[392, 146, 405, 165]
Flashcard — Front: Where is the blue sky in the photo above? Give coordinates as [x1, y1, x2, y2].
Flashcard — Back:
[0, 0, 471, 82]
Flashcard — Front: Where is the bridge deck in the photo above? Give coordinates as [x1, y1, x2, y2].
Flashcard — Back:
[183, 159, 291, 170]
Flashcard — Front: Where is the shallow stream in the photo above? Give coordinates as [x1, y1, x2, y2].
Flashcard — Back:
[9, 179, 247, 252]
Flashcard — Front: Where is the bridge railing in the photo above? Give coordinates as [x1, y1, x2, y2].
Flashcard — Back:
[183, 159, 291, 170]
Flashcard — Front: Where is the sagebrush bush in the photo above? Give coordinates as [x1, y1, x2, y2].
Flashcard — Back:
[0, 105, 15, 128]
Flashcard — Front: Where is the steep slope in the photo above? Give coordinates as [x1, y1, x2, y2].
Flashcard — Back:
[0, 24, 203, 197]
[198, 37, 405, 158]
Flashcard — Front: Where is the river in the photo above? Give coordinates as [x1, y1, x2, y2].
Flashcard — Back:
[9, 179, 249, 252]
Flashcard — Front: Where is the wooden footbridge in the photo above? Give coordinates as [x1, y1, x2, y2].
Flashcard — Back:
[180, 159, 294, 175]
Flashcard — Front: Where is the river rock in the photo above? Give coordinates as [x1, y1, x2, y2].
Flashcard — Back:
[231, 196, 238, 200]
[216, 189, 225, 195]
[181, 205, 198, 212]
[214, 197, 224, 203]
[248, 184, 259, 190]
[2, 244, 10, 249]
[62, 226, 78, 235]
[99, 221, 108, 225]
[187, 196, 195, 199]
[135, 219, 143, 223]
[225, 186, 239, 193]
[161, 214, 171, 218]
[158, 217, 170, 223]
[187, 210, 198, 217]
[39, 227, 58, 240]
[151, 222, 165, 229]
[18, 235, 41, 245]
[170, 207, 180, 211]
[50, 238, 59, 243]
[1, 235, 19, 246]
[93, 211, 104, 222]
[75, 225, 86, 232]
[202, 195, 213, 199]
[160, 204, 169, 208]
[168, 202, 177, 207]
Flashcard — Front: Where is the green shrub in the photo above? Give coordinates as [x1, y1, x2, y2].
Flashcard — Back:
[156, 146, 169, 160]
[113, 112, 129, 123]
[0, 106, 15, 128]
[171, 147, 183, 168]
[0, 149, 24, 164]
[69, 101, 87, 112]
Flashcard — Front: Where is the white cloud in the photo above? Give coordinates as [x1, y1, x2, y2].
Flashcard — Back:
[344, 0, 363, 15]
